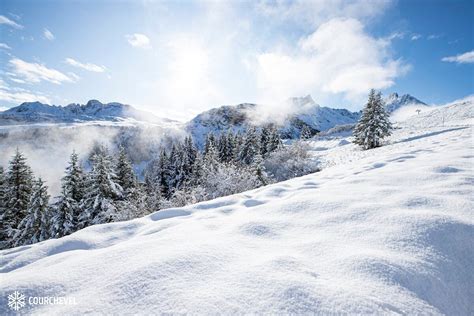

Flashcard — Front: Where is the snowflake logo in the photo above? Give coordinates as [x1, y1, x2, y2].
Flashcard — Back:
[7, 291, 26, 311]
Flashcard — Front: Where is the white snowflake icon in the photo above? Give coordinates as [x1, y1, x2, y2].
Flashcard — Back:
[8, 291, 26, 311]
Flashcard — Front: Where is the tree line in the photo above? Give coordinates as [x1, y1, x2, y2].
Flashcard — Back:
[0, 126, 318, 249]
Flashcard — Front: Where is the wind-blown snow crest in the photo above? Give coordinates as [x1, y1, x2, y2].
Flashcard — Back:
[0, 98, 473, 314]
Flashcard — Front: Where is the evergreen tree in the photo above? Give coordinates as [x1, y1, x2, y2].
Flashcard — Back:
[204, 133, 216, 156]
[203, 140, 220, 172]
[0, 166, 8, 249]
[300, 125, 313, 140]
[239, 127, 260, 165]
[168, 143, 187, 190]
[14, 178, 51, 246]
[251, 153, 268, 186]
[232, 133, 244, 162]
[353, 89, 393, 150]
[79, 150, 123, 227]
[3, 149, 34, 247]
[224, 130, 236, 162]
[183, 136, 197, 175]
[267, 126, 283, 154]
[217, 133, 228, 162]
[157, 149, 171, 198]
[260, 126, 270, 157]
[51, 151, 85, 238]
[116, 146, 137, 192]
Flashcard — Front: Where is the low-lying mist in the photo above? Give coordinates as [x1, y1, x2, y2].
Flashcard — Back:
[0, 122, 186, 195]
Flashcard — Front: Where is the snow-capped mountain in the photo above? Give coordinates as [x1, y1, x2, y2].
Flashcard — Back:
[384, 93, 427, 112]
[186, 95, 360, 147]
[0, 100, 173, 125]
[383, 93, 430, 122]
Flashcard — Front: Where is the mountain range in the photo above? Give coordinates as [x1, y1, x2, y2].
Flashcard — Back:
[0, 99, 173, 125]
[0, 93, 428, 142]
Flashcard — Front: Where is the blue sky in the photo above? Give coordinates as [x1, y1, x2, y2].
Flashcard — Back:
[0, 0, 472, 120]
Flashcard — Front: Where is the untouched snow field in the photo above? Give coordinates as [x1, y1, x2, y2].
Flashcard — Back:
[1, 101, 473, 314]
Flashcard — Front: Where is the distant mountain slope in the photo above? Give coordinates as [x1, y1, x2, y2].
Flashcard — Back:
[402, 95, 473, 127]
[0, 100, 173, 125]
[384, 93, 427, 112]
[384, 93, 430, 121]
[186, 95, 360, 147]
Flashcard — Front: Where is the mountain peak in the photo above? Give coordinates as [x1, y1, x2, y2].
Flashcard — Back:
[85, 99, 104, 108]
[384, 93, 426, 112]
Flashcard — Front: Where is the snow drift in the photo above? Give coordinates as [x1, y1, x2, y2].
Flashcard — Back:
[0, 98, 473, 314]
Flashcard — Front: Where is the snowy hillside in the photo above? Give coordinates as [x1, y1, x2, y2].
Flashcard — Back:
[1, 98, 473, 314]
[187, 95, 359, 147]
[0, 100, 174, 125]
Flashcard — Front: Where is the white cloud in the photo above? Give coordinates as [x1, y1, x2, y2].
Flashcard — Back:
[411, 34, 422, 41]
[9, 58, 76, 84]
[65, 57, 106, 72]
[442, 50, 474, 64]
[125, 33, 151, 49]
[0, 15, 23, 29]
[0, 79, 51, 104]
[0, 43, 11, 49]
[43, 28, 55, 41]
[254, 18, 409, 106]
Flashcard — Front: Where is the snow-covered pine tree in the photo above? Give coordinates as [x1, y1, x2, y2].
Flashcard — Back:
[51, 151, 85, 238]
[260, 126, 270, 157]
[183, 136, 197, 175]
[353, 89, 393, 150]
[232, 133, 244, 162]
[217, 133, 228, 162]
[0, 166, 8, 249]
[239, 127, 260, 165]
[157, 149, 171, 198]
[79, 150, 123, 227]
[204, 133, 216, 156]
[203, 140, 220, 172]
[251, 153, 268, 186]
[3, 149, 34, 247]
[168, 143, 187, 190]
[116, 146, 137, 192]
[300, 125, 313, 140]
[14, 177, 51, 246]
[223, 130, 236, 162]
[114, 146, 148, 220]
[189, 152, 206, 187]
[266, 126, 283, 154]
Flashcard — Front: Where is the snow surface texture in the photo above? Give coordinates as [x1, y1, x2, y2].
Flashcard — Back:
[1, 99, 473, 315]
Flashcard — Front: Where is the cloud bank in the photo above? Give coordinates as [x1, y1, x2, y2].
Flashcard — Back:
[442, 50, 474, 64]
[65, 58, 106, 72]
[254, 18, 409, 105]
[9, 58, 76, 84]
[0, 15, 23, 29]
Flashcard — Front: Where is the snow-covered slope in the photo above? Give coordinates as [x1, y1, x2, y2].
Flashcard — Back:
[186, 95, 359, 147]
[384, 92, 430, 122]
[402, 95, 473, 127]
[1, 100, 473, 314]
[0, 100, 174, 125]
